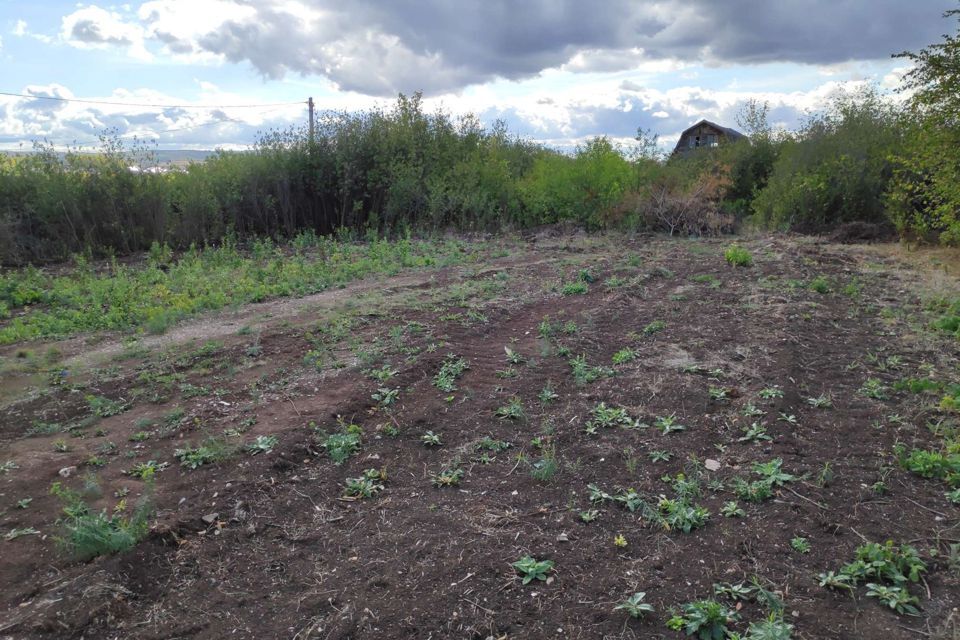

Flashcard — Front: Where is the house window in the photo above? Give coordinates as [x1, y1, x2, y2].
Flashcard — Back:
[688, 136, 696, 148]
[706, 134, 718, 146]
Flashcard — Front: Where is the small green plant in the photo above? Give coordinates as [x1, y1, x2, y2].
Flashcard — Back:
[808, 276, 831, 294]
[476, 437, 512, 452]
[126, 460, 165, 480]
[579, 509, 599, 522]
[495, 397, 526, 421]
[432, 466, 461, 487]
[16, 498, 32, 509]
[421, 431, 443, 446]
[671, 599, 739, 639]
[614, 592, 654, 619]
[643, 320, 666, 335]
[246, 435, 278, 455]
[807, 394, 833, 408]
[721, 501, 745, 517]
[512, 555, 554, 585]
[742, 403, 764, 417]
[751, 458, 794, 485]
[530, 448, 559, 482]
[758, 386, 783, 399]
[569, 354, 611, 385]
[612, 347, 637, 364]
[708, 386, 729, 401]
[649, 450, 672, 463]
[791, 536, 811, 554]
[817, 540, 927, 615]
[738, 422, 772, 443]
[859, 378, 888, 400]
[343, 469, 385, 499]
[504, 346, 525, 365]
[322, 427, 362, 465]
[865, 583, 921, 616]
[175, 438, 233, 469]
[724, 245, 753, 267]
[367, 364, 398, 382]
[658, 497, 710, 533]
[49, 481, 151, 560]
[585, 402, 636, 434]
[538, 383, 559, 404]
[53, 439, 70, 453]
[655, 414, 686, 434]
[372, 386, 399, 406]
[433, 355, 469, 392]
[745, 616, 794, 640]
[86, 395, 127, 418]
[561, 281, 588, 295]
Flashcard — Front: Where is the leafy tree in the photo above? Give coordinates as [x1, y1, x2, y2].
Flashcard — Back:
[887, 9, 960, 244]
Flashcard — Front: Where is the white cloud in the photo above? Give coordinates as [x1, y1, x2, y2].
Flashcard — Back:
[60, 5, 151, 61]
[13, 20, 27, 37]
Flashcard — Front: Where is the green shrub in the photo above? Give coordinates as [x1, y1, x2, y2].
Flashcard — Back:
[50, 481, 151, 561]
[751, 87, 901, 232]
[724, 245, 753, 267]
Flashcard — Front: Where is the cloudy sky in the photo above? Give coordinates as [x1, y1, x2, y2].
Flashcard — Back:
[0, 1, 954, 152]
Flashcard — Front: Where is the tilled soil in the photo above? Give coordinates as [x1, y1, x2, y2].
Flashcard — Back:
[1, 234, 959, 639]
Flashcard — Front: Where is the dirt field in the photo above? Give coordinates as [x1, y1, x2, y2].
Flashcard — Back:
[1, 233, 959, 639]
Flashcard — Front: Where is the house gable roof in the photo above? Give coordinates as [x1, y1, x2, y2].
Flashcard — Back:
[672, 119, 746, 153]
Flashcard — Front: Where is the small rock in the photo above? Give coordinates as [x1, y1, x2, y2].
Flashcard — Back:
[202, 513, 219, 525]
[556, 533, 569, 543]
[705, 459, 721, 471]
[58, 466, 77, 478]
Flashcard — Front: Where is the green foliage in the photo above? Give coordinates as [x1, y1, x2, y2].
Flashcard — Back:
[818, 540, 926, 616]
[322, 426, 362, 465]
[752, 87, 901, 232]
[897, 446, 960, 488]
[888, 11, 960, 244]
[343, 469, 386, 499]
[433, 354, 469, 392]
[745, 616, 794, 640]
[614, 592, 655, 619]
[569, 354, 612, 385]
[246, 435, 278, 455]
[0, 234, 471, 344]
[175, 438, 234, 469]
[430, 465, 464, 487]
[560, 281, 588, 296]
[49, 480, 151, 561]
[643, 319, 667, 335]
[495, 397, 525, 421]
[808, 276, 831, 294]
[791, 537, 811, 554]
[518, 137, 633, 229]
[724, 245, 753, 267]
[671, 599, 739, 640]
[512, 555, 554, 585]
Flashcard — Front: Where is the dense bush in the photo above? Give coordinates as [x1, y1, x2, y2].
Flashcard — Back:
[6, 8, 960, 266]
[751, 89, 901, 232]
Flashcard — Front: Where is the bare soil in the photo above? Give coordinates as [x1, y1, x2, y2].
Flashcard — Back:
[1, 233, 959, 639]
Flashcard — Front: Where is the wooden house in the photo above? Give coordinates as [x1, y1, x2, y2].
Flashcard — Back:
[673, 120, 745, 155]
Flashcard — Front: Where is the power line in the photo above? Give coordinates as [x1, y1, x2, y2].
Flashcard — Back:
[0, 90, 305, 109]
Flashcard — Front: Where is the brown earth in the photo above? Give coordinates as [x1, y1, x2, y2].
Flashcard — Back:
[1, 233, 959, 639]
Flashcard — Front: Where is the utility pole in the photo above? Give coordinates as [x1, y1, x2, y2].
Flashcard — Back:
[308, 96, 315, 145]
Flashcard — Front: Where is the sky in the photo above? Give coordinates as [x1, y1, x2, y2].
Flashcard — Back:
[0, 0, 955, 153]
